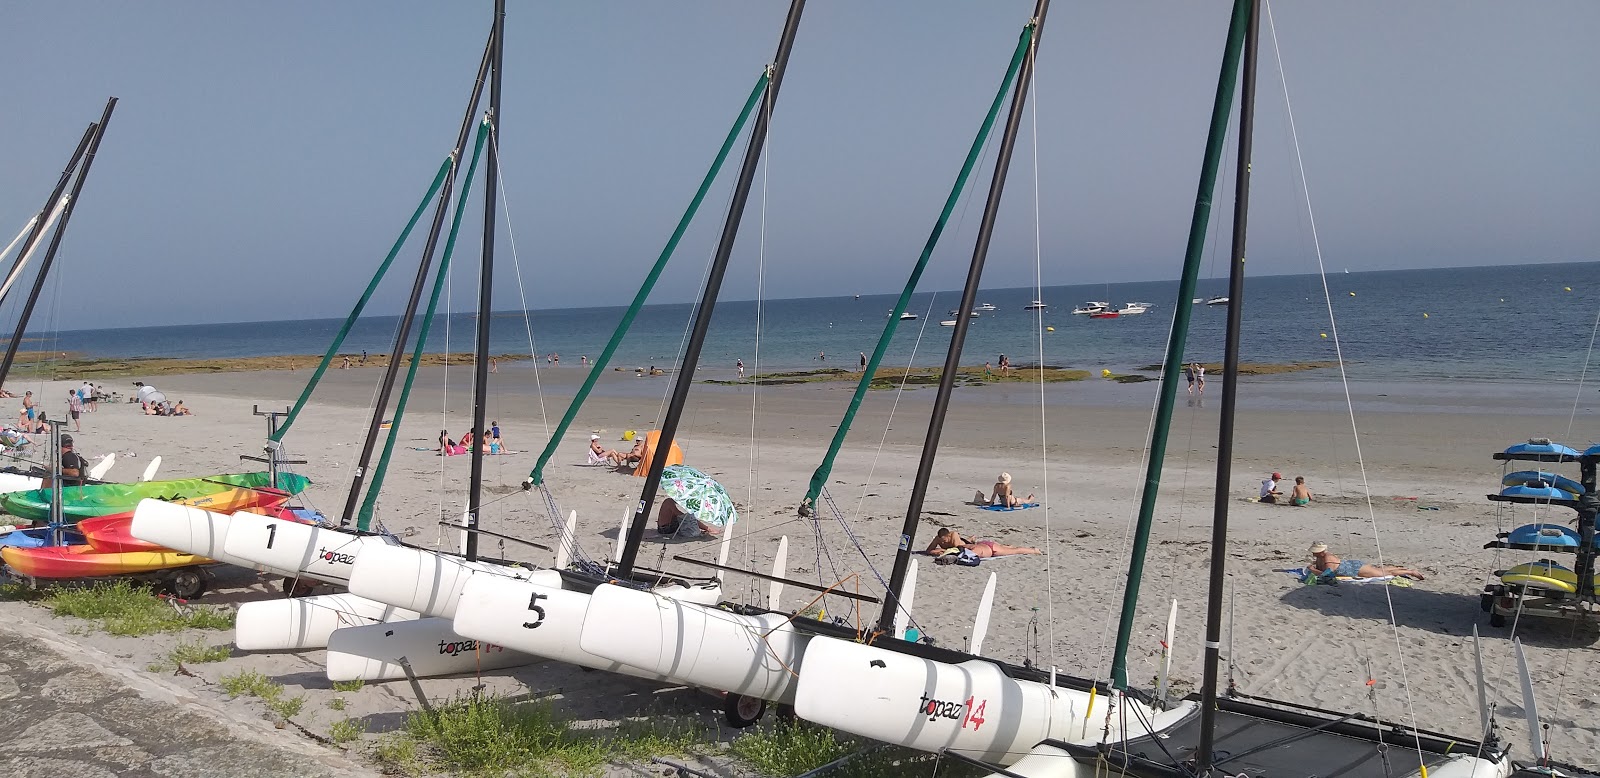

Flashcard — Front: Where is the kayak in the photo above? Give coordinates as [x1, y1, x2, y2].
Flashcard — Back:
[1, 543, 209, 579]
[78, 495, 295, 553]
[0, 472, 309, 523]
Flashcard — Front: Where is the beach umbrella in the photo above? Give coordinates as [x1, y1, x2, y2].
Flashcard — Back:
[136, 385, 163, 404]
[659, 464, 737, 530]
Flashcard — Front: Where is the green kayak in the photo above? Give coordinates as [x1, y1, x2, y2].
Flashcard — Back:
[0, 472, 311, 523]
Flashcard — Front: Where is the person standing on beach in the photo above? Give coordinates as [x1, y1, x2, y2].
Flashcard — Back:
[490, 357, 498, 373]
[859, 352, 867, 372]
[66, 389, 82, 432]
[736, 359, 745, 380]
[1195, 363, 1206, 394]
[1185, 363, 1197, 394]
[22, 391, 35, 424]
[341, 356, 351, 369]
[581, 355, 589, 367]
[360, 350, 368, 365]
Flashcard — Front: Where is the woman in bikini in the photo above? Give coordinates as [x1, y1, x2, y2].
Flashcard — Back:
[990, 472, 1033, 508]
[926, 527, 1041, 559]
[1307, 542, 1424, 580]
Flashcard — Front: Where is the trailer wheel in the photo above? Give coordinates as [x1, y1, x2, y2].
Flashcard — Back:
[1489, 611, 1507, 628]
[1479, 592, 1494, 613]
[723, 694, 767, 729]
[166, 569, 206, 600]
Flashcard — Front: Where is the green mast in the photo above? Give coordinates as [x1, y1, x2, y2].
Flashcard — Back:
[525, 73, 769, 488]
[798, 25, 1033, 517]
[1108, 0, 1252, 690]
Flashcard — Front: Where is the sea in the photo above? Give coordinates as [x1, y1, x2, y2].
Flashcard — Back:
[26, 261, 1600, 387]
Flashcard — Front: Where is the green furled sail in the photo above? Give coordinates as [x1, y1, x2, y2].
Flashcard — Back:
[797, 24, 1033, 516]
[356, 117, 491, 531]
[1108, 0, 1252, 690]
[272, 159, 454, 442]
[526, 72, 770, 487]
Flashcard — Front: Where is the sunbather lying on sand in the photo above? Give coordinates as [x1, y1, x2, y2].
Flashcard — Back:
[927, 527, 1040, 559]
[1307, 541, 1424, 580]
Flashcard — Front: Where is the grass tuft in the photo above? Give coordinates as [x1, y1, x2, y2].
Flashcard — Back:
[331, 679, 365, 693]
[45, 580, 233, 636]
[731, 721, 985, 778]
[0, 581, 47, 602]
[373, 734, 420, 775]
[169, 639, 230, 664]
[219, 669, 304, 720]
[328, 697, 346, 712]
[329, 717, 367, 746]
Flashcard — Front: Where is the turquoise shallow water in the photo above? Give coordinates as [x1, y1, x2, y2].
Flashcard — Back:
[21, 261, 1600, 384]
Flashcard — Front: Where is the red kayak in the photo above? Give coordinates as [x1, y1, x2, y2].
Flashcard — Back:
[1, 543, 209, 579]
[78, 497, 296, 554]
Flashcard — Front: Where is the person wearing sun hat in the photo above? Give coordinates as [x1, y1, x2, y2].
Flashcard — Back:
[1259, 471, 1284, 503]
[1307, 541, 1425, 581]
[589, 434, 624, 466]
[989, 472, 1033, 508]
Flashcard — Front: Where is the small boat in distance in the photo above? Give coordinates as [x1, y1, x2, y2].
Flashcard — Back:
[1117, 302, 1153, 315]
[1024, 300, 1048, 310]
[1071, 301, 1108, 315]
[1089, 311, 1120, 319]
[975, 302, 997, 311]
[939, 320, 957, 327]
[948, 309, 980, 318]
[1205, 296, 1230, 306]
[1192, 297, 1204, 304]
[898, 311, 918, 320]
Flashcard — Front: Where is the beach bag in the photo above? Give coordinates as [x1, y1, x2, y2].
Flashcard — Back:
[955, 548, 981, 567]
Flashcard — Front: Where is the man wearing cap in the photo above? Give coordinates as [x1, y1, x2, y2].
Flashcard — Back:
[1259, 471, 1284, 503]
[58, 434, 88, 488]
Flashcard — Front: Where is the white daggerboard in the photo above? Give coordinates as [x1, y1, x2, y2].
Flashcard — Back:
[970, 572, 998, 656]
[88, 452, 115, 481]
[236, 593, 420, 651]
[141, 455, 162, 482]
[894, 558, 918, 640]
[768, 535, 789, 611]
[1514, 637, 1544, 762]
[325, 616, 535, 682]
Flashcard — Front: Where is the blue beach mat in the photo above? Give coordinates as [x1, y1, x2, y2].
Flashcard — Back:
[980, 503, 1039, 512]
[1277, 567, 1405, 586]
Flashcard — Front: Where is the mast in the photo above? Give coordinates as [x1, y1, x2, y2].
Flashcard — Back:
[339, 29, 495, 527]
[614, 0, 807, 579]
[1108, 0, 1253, 689]
[1197, 0, 1259, 770]
[465, 0, 506, 561]
[875, 0, 1049, 634]
[0, 125, 93, 313]
[0, 99, 116, 390]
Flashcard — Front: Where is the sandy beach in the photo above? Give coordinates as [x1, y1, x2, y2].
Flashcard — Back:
[5, 363, 1598, 771]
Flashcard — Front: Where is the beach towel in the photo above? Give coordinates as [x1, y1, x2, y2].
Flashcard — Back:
[980, 502, 1039, 511]
[1277, 567, 1403, 586]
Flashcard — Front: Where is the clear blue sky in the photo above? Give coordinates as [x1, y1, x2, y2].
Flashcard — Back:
[2, 1, 1595, 329]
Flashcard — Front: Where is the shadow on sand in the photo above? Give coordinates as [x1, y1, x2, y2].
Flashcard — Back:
[1279, 583, 1600, 649]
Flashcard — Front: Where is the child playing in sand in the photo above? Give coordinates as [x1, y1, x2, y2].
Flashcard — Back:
[1259, 472, 1283, 503]
[1290, 476, 1312, 506]
[990, 472, 1033, 508]
[1307, 542, 1424, 580]
[927, 527, 1040, 560]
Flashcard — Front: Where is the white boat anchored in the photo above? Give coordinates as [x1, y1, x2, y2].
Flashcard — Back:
[1070, 301, 1107, 314]
[1023, 299, 1048, 310]
[898, 311, 918, 320]
[975, 302, 998, 311]
[1204, 295, 1229, 306]
[1116, 301, 1153, 315]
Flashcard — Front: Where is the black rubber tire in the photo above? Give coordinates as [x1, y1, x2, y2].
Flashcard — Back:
[723, 694, 767, 729]
[1479, 593, 1494, 613]
[166, 569, 206, 600]
[774, 704, 797, 725]
[283, 576, 316, 598]
[1489, 611, 1507, 628]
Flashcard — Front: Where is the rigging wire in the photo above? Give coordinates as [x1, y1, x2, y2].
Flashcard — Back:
[1264, 0, 1427, 764]
[1025, 36, 1058, 670]
[742, 81, 773, 595]
[488, 127, 552, 445]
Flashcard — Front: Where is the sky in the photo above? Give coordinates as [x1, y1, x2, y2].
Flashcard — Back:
[1, 1, 1596, 330]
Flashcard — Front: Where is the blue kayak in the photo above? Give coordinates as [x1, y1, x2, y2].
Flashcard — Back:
[0, 527, 85, 549]
[1502, 441, 1580, 459]
[1499, 485, 1578, 501]
[1502, 470, 1585, 495]
[1506, 524, 1590, 548]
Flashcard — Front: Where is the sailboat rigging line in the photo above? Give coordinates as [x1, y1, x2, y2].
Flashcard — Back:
[1565, 303, 1600, 439]
[615, 0, 808, 580]
[1025, 30, 1057, 670]
[742, 75, 773, 585]
[0, 99, 115, 391]
[436, 521, 550, 553]
[0, 197, 69, 303]
[0, 126, 91, 317]
[876, 0, 1050, 635]
[465, 0, 507, 562]
[339, 26, 495, 528]
[523, 72, 769, 488]
[798, 24, 1032, 515]
[671, 555, 879, 603]
[487, 130, 551, 442]
[357, 117, 492, 530]
[1107, 0, 1252, 690]
[1263, 0, 1430, 763]
[1195, 0, 1258, 771]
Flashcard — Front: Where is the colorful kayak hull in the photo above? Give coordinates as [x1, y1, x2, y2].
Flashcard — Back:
[1, 472, 309, 523]
[1, 543, 208, 579]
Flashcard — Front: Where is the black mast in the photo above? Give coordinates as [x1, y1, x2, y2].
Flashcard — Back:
[0, 125, 94, 311]
[1197, 0, 1259, 771]
[875, 0, 1049, 634]
[465, 0, 506, 561]
[0, 98, 117, 390]
[339, 29, 495, 526]
[614, 0, 808, 579]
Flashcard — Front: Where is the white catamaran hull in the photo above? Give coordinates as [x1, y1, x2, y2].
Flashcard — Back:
[128, 499, 295, 574]
[452, 574, 721, 682]
[346, 543, 560, 619]
[577, 583, 808, 702]
[0, 472, 41, 494]
[792, 638, 1194, 766]
[222, 513, 392, 586]
[325, 616, 535, 682]
[235, 593, 420, 651]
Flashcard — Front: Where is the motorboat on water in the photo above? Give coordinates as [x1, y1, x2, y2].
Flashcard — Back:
[898, 311, 918, 320]
[1116, 302, 1153, 315]
[1023, 300, 1048, 310]
[975, 302, 997, 311]
[1205, 296, 1229, 306]
[1070, 301, 1108, 315]
[940, 320, 958, 327]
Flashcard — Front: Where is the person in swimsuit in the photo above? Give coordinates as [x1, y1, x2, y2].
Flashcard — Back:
[1290, 476, 1312, 506]
[1185, 363, 1196, 394]
[1307, 542, 1424, 580]
[990, 472, 1034, 508]
[590, 434, 624, 465]
[926, 527, 1040, 559]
